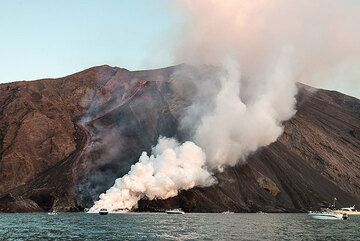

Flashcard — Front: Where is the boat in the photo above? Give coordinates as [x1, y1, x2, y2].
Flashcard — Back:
[221, 211, 234, 214]
[47, 211, 58, 215]
[166, 208, 185, 214]
[334, 206, 360, 216]
[308, 211, 348, 220]
[99, 208, 109, 215]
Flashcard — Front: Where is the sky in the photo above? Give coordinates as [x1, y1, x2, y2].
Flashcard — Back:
[0, 0, 359, 98]
[0, 0, 180, 81]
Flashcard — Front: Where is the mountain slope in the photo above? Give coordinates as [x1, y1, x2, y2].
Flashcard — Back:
[138, 85, 360, 212]
[0, 66, 359, 212]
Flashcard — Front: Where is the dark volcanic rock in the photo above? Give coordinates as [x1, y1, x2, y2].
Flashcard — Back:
[0, 65, 359, 212]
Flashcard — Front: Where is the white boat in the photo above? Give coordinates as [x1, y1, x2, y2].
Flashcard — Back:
[166, 208, 185, 214]
[222, 211, 234, 214]
[47, 211, 58, 215]
[99, 208, 109, 215]
[308, 211, 348, 220]
[334, 206, 360, 216]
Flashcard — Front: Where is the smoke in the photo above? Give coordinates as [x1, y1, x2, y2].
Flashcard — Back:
[172, 0, 360, 168]
[90, 0, 360, 212]
[189, 57, 296, 170]
[89, 137, 215, 212]
[175, 0, 360, 85]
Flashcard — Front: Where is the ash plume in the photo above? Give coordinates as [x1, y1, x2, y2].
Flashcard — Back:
[90, 0, 360, 212]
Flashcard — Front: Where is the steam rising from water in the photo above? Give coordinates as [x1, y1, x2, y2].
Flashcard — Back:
[90, 0, 360, 212]
[89, 137, 214, 212]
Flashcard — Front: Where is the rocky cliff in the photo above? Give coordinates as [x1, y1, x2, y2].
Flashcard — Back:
[0, 65, 359, 212]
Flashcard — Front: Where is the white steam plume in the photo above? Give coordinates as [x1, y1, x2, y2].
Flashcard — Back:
[173, 0, 360, 169]
[90, 0, 360, 212]
[190, 56, 296, 170]
[89, 137, 215, 212]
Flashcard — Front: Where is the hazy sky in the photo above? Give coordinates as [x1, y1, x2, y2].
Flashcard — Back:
[0, 0, 359, 98]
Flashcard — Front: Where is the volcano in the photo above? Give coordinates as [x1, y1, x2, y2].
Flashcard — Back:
[0, 65, 359, 212]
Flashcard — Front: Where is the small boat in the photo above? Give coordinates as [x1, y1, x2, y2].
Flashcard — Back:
[166, 208, 185, 214]
[99, 208, 109, 215]
[221, 211, 234, 214]
[334, 206, 360, 216]
[47, 211, 58, 215]
[308, 211, 348, 220]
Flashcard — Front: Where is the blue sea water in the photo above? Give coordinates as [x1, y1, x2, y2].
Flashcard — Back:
[0, 213, 359, 240]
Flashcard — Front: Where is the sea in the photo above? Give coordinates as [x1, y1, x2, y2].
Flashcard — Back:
[0, 213, 359, 240]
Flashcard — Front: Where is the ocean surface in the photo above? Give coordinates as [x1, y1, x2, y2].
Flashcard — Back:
[0, 213, 359, 240]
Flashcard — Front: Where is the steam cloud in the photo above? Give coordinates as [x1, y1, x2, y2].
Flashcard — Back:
[89, 137, 215, 212]
[175, 0, 360, 85]
[90, 0, 360, 212]
[178, 57, 296, 170]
